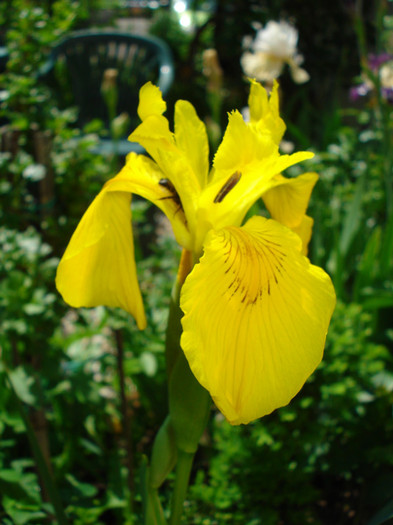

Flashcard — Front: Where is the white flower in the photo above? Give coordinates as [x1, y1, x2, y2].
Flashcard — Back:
[252, 20, 298, 58]
[380, 60, 393, 89]
[241, 20, 310, 84]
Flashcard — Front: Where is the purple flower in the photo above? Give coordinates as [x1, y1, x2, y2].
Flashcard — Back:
[350, 53, 393, 104]
[368, 53, 393, 72]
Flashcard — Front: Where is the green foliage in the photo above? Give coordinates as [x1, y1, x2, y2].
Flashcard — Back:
[296, 109, 393, 307]
[0, 223, 177, 523]
[0, 3, 177, 523]
[0, 227, 60, 344]
[0, 0, 82, 128]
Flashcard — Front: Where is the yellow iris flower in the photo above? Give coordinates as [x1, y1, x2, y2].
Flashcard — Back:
[56, 80, 336, 425]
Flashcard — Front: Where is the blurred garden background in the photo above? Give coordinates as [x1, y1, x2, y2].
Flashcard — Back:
[0, 0, 393, 523]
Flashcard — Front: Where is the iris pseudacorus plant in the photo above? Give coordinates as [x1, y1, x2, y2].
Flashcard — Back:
[56, 80, 336, 523]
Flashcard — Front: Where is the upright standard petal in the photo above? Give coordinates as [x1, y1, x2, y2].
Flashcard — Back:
[248, 79, 286, 145]
[129, 115, 201, 230]
[212, 102, 313, 198]
[174, 100, 209, 188]
[137, 81, 167, 121]
[213, 110, 278, 177]
[180, 216, 336, 425]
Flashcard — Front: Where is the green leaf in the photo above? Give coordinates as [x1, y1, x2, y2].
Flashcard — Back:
[65, 474, 98, 498]
[0, 469, 24, 483]
[23, 303, 45, 316]
[361, 292, 393, 310]
[367, 498, 393, 525]
[79, 438, 102, 456]
[140, 351, 158, 377]
[149, 416, 177, 489]
[380, 212, 393, 278]
[1, 496, 46, 525]
[8, 367, 36, 406]
[353, 227, 381, 299]
[339, 171, 365, 258]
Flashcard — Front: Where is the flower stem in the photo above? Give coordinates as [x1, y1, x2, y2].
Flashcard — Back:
[169, 450, 195, 525]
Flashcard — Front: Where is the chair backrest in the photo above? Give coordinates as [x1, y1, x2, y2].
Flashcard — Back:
[43, 30, 174, 129]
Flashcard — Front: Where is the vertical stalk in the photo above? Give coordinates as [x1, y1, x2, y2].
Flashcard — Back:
[143, 249, 210, 524]
[168, 451, 194, 525]
[165, 250, 193, 379]
[354, 0, 367, 64]
[373, 0, 393, 218]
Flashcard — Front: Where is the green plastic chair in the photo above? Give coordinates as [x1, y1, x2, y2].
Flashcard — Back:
[41, 30, 174, 155]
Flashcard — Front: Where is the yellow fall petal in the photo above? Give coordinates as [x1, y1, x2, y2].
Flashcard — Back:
[112, 154, 191, 249]
[56, 190, 146, 329]
[56, 153, 193, 328]
[137, 81, 167, 121]
[262, 172, 318, 228]
[180, 215, 336, 425]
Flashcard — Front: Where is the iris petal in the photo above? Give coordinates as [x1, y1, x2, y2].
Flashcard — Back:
[174, 100, 209, 188]
[248, 79, 286, 144]
[56, 153, 191, 328]
[180, 216, 336, 424]
[213, 110, 277, 177]
[262, 172, 318, 228]
[137, 81, 167, 121]
[129, 116, 200, 227]
[261, 172, 318, 254]
[56, 189, 146, 329]
[195, 151, 314, 253]
[292, 215, 314, 255]
[114, 154, 191, 249]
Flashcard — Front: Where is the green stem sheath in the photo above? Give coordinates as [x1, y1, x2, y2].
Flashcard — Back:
[145, 250, 211, 524]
